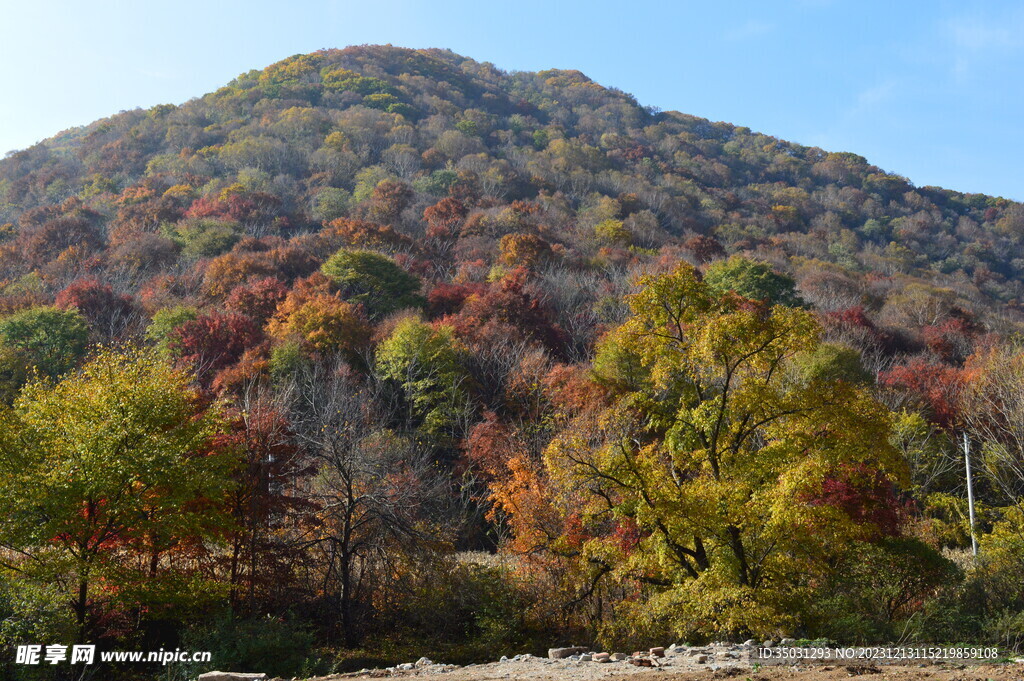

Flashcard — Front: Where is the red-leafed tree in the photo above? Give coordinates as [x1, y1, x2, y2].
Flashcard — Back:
[168, 312, 264, 385]
[224, 277, 289, 325]
[441, 270, 567, 356]
[879, 360, 964, 429]
[55, 278, 143, 341]
[423, 197, 467, 239]
[807, 463, 909, 538]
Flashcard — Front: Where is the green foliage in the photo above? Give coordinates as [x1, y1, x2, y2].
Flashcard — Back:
[171, 614, 330, 680]
[363, 93, 402, 111]
[594, 218, 632, 246]
[269, 338, 310, 381]
[413, 169, 459, 196]
[704, 256, 803, 307]
[352, 166, 395, 204]
[321, 249, 424, 317]
[0, 345, 29, 404]
[794, 342, 874, 386]
[0, 347, 235, 636]
[0, 273, 42, 297]
[312, 187, 351, 222]
[169, 218, 243, 258]
[0, 580, 76, 681]
[322, 67, 393, 95]
[0, 306, 88, 379]
[147, 305, 199, 353]
[810, 537, 959, 643]
[375, 318, 471, 442]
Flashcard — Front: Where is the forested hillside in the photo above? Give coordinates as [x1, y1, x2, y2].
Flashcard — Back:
[2, 45, 1024, 680]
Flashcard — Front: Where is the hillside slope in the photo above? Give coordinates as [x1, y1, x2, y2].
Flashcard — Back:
[0, 44, 1021, 344]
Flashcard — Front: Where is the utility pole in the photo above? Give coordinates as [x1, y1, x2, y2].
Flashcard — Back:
[963, 432, 978, 558]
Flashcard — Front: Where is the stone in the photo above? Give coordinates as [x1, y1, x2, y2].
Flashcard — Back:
[415, 657, 432, 667]
[695, 654, 709, 664]
[650, 647, 666, 657]
[763, 640, 776, 648]
[397, 663, 414, 671]
[594, 652, 611, 662]
[500, 656, 508, 663]
[611, 653, 628, 661]
[743, 639, 757, 647]
[780, 638, 796, 646]
[630, 658, 654, 667]
[198, 674, 267, 681]
[579, 654, 592, 662]
[548, 646, 588, 660]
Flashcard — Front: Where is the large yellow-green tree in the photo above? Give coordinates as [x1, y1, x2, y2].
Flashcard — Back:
[538, 264, 905, 638]
[0, 348, 236, 641]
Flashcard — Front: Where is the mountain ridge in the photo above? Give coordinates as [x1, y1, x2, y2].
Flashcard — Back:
[1, 44, 1021, 337]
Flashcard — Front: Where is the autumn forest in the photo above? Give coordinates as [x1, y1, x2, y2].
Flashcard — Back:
[2, 45, 1024, 679]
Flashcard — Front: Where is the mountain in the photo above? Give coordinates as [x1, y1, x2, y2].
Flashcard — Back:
[0, 45, 1021, 348]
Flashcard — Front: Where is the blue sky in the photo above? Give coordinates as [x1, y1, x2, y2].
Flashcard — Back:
[2, 0, 1022, 200]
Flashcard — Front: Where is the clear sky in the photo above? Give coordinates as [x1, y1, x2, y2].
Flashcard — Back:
[2, 0, 1022, 200]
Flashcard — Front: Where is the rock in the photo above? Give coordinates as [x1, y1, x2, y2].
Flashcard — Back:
[780, 638, 796, 646]
[650, 647, 666, 657]
[415, 657, 432, 667]
[198, 674, 267, 681]
[630, 658, 654, 667]
[500, 656, 508, 663]
[548, 646, 588, 660]
[763, 640, 776, 648]
[611, 653, 628, 661]
[579, 654, 592, 662]
[743, 639, 757, 647]
[397, 663, 414, 671]
[695, 654, 708, 664]
[594, 652, 611, 662]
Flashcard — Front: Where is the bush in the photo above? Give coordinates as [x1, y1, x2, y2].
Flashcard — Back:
[375, 558, 556, 663]
[809, 537, 960, 643]
[170, 614, 330, 680]
[169, 218, 242, 258]
[0, 580, 76, 681]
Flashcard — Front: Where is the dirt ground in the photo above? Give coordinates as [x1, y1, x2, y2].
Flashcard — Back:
[300, 655, 1024, 681]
